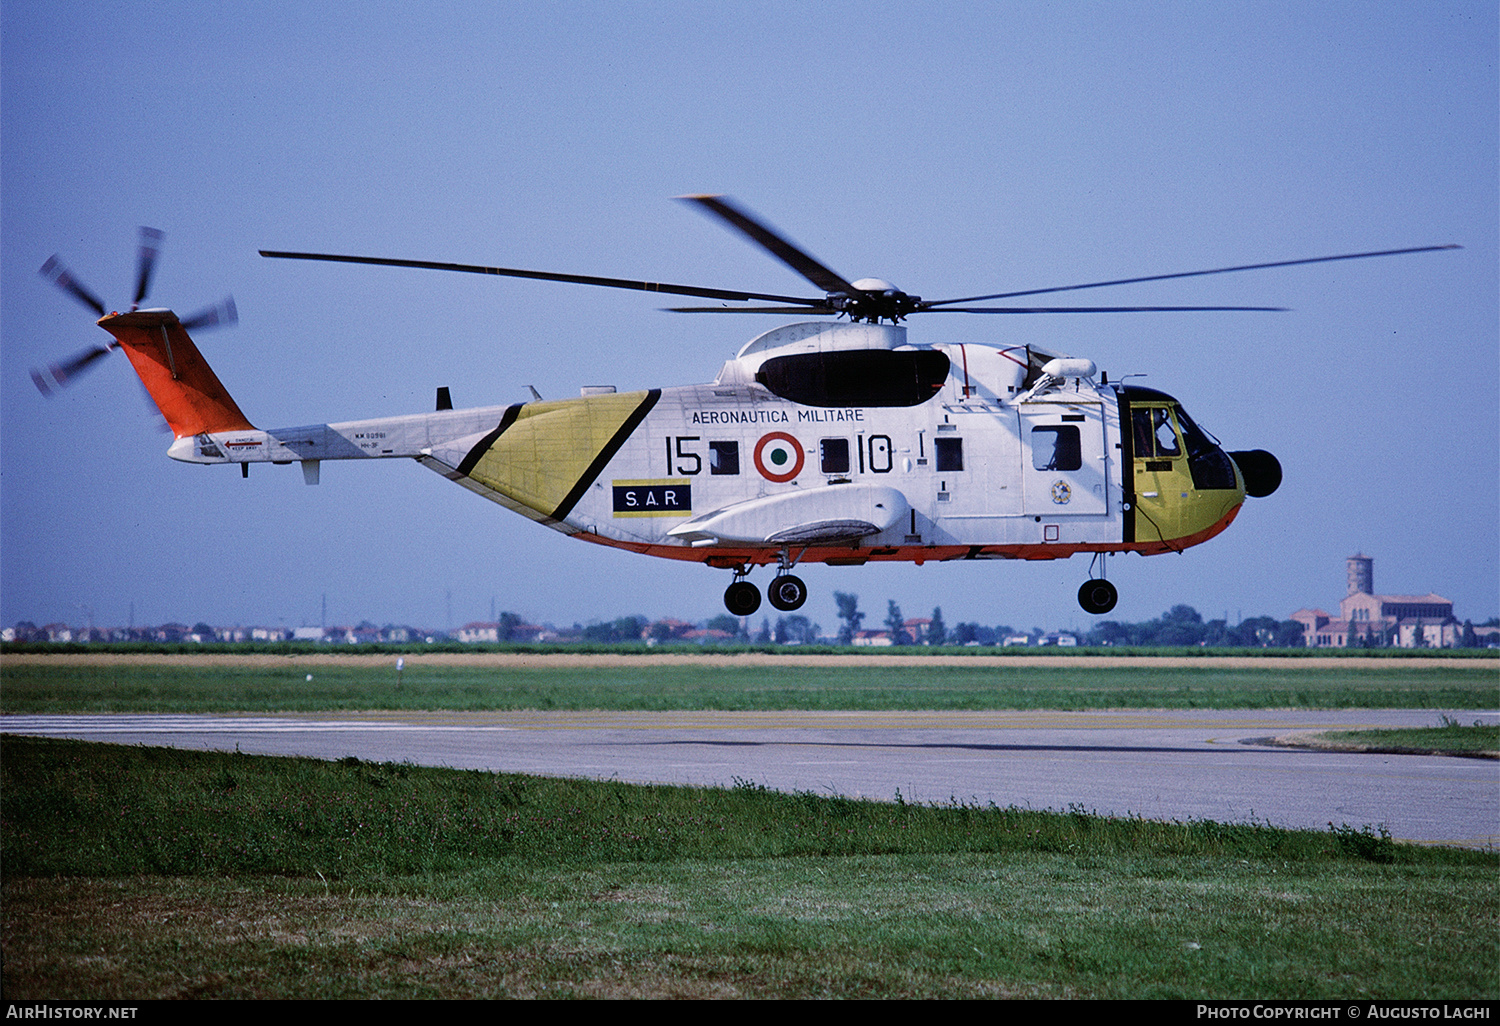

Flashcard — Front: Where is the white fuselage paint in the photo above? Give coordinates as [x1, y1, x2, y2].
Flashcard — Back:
[167, 324, 1135, 557]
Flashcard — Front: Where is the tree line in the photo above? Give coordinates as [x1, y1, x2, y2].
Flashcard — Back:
[833, 594, 1311, 647]
[571, 599, 1314, 647]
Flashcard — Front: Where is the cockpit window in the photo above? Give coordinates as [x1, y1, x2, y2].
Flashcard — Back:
[1132, 407, 1181, 458]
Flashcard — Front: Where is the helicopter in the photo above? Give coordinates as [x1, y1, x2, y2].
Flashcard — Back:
[33, 197, 1456, 616]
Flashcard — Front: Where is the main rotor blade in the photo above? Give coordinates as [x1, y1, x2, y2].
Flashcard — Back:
[920, 304, 1287, 314]
[133, 226, 164, 307]
[39, 256, 107, 317]
[664, 304, 839, 315]
[258, 250, 826, 308]
[677, 195, 861, 296]
[923, 244, 1462, 308]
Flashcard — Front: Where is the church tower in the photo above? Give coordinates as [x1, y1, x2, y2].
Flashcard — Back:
[1347, 553, 1373, 597]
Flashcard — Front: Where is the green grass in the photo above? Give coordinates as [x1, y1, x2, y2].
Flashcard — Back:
[4, 652, 1495, 997]
[1313, 717, 1499, 756]
[3, 736, 1495, 999]
[3, 658, 1496, 713]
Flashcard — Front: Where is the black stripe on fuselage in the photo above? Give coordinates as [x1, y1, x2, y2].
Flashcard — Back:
[551, 389, 662, 521]
[1114, 386, 1136, 544]
[457, 404, 523, 477]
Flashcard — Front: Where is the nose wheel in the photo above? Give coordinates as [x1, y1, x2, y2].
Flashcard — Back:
[1077, 578, 1118, 615]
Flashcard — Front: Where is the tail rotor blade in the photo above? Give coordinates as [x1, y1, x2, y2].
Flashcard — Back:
[137, 379, 172, 433]
[30, 343, 118, 396]
[180, 296, 237, 331]
[133, 226, 164, 307]
[39, 256, 107, 317]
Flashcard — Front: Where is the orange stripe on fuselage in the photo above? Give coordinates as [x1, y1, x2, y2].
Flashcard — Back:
[573, 502, 1244, 567]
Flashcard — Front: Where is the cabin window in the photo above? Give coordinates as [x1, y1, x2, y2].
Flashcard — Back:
[820, 438, 850, 475]
[709, 441, 740, 475]
[755, 348, 950, 407]
[1031, 426, 1081, 471]
[934, 437, 964, 471]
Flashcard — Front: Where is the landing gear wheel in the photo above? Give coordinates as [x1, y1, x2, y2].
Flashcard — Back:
[724, 580, 761, 616]
[767, 574, 808, 611]
[1078, 579, 1118, 615]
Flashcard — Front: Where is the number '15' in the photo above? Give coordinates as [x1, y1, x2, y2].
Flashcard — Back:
[668, 436, 700, 475]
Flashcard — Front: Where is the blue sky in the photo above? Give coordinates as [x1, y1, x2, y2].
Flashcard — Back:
[3, 1, 1495, 634]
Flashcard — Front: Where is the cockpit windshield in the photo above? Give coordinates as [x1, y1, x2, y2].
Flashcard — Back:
[1173, 405, 1218, 456]
[1172, 404, 1236, 489]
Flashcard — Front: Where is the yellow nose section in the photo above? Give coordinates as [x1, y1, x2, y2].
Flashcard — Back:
[462, 390, 659, 521]
[1133, 458, 1246, 546]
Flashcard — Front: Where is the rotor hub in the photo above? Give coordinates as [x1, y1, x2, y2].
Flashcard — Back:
[837, 279, 922, 323]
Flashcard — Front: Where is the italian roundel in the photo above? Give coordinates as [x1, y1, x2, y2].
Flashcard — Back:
[754, 432, 804, 482]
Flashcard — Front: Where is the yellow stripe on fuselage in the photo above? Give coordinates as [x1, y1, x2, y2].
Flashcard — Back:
[464, 391, 655, 520]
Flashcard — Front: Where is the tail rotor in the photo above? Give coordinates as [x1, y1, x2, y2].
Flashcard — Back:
[29, 342, 119, 396]
[33, 227, 237, 396]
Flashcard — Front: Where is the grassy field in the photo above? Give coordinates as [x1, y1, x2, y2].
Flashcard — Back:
[3, 650, 1495, 999]
[3, 735, 1495, 1000]
[1309, 717, 1499, 756]
[3, 650, 1497, 713]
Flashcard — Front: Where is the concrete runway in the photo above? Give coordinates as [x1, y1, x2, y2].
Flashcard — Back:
[3, 708, 1496, 848]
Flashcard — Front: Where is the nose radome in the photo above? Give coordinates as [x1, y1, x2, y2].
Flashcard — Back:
[1229, 449, 1282, 498]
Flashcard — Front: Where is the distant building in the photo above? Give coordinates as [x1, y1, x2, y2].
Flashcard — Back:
[1292, 554, 1458, 648]
[647, 618, 696, 642]
[456, 622, 500, 643]
[454, 620, 548, 643]
[680, 628, 736, 644]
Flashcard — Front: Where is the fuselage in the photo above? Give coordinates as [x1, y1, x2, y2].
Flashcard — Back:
[164, 322, 1251, 571]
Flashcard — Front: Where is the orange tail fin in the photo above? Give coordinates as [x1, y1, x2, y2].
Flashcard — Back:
[99, 310, 254, 437]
